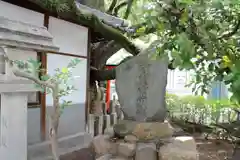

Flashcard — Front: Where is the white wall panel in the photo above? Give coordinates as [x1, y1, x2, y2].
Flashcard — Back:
[0, 1, 44, 26]
[46, 54, 87, 106]
[48, 17, 88, 57]
[167, 69, 193, 96]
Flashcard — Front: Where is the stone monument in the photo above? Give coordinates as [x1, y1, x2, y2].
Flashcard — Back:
[115, 52, 168, 122]
[89, 44, 198, 160]
[113, 45, 172, 141]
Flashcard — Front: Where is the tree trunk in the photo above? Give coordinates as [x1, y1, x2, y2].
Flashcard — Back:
[94, 41, 122, 69]
[49, 86, 61, 160]
[49, 118, 60, 160]
[90, 56, 133, 81]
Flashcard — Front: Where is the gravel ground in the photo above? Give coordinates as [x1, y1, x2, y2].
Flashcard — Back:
[60, 148, 95, 160]
[194, 134, 234, 160]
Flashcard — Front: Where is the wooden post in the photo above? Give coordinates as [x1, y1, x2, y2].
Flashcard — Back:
[40, 52, 47, 141]
[40, 13, 49, 141]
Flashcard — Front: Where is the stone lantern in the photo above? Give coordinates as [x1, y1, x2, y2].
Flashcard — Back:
[0, 17, 58, 160]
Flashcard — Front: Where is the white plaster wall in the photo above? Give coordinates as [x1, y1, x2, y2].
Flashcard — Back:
[166, 69, 193, 96]
[48, 17, 88, 57]
[46, 54, 87, 106]
[0, 1, 44, 26]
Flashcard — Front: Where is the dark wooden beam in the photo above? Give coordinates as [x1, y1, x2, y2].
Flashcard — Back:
[85, 29, 91, 130]
[40, 13, 49, 141]
[40, 52, 47, 141]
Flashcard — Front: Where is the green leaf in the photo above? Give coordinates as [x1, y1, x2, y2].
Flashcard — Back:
[179, 0, 193, 4]
[180, 9, 188, 24]
[67, 58, 81, 68]
[27, 58, 41, 69]
[61, 67, 68, 73]
[136, 27, 145, 34]
[41, 75, 50, 81]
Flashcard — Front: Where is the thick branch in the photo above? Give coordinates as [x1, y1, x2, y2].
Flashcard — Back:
[91, 68, 116, 81]
[12, 69, 55, 89]
[95, 41, 123, 69]
[90, 56, 132, 81]
[28, 0, 140, 55]
[91, 41, 109, 67]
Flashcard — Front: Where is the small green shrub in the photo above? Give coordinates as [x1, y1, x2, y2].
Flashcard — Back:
[166, 93, 239, 124]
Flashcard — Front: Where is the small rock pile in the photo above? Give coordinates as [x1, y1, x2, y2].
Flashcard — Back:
[89, 121, 199, 160]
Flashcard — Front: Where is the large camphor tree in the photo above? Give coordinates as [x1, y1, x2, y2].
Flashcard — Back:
[27, 0, 240, 110]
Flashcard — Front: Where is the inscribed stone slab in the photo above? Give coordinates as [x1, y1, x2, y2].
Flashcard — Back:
[115, 53, 168, 122]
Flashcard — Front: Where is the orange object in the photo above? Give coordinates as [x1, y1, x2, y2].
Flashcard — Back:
[105, 65, 116, 111]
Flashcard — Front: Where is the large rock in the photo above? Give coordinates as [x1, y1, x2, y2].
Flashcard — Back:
[135, 143, 157, 160]
[114, 120, 174, 141]
[124, 135, 138, 143]
[115, 51, 168, 122]
[96, 154, 112, 160]
[159, 136, 199, 160]
[104, 127, 115, 137]
[91, 135, 117, 156]
[117, 142, 136, 157]
[110, 157, 130, 160]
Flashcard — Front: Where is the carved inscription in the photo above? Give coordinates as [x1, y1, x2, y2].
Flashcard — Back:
[135, 62, 149, 121]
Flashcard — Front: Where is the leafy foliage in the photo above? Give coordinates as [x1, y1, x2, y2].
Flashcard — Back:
[166, 93, 239, 124]
[13, 58, 81, 111]
[115, 0, 240, 104]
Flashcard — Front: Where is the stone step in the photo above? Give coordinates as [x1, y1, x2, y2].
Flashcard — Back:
[28, 132, 93, 160]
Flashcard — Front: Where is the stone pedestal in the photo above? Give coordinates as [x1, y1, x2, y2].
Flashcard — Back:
[0, 16, 58, 160]
[159, 136, 199, 160]
[113, 120, 174, 141]
[1, 92, 28, 160]
[91, 135, 199, 160]
[0, 80, 38, 160]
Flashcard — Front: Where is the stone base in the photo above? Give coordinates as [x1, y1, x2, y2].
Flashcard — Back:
[90, 135, 199, 160]
[159, 136, 199, 160]
[113, 120, 174, 141]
